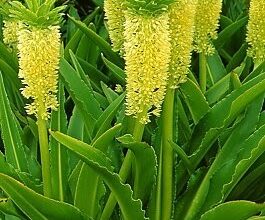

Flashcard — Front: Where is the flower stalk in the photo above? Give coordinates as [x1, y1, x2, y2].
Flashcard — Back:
[160, 87, 175, 220]
[156, 1, 197, 219]
[37, 106, 52, 197]
[199, 53, 207, 93]
[17, 24, 61, 197]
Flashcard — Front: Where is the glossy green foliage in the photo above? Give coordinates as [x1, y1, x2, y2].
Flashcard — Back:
[0, 1, 264, 220]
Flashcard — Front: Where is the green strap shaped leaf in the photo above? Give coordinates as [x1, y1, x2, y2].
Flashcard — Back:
[0, 59, 21, 91]
[201, 201, 265, 220]
[176, 72, 265, 195]
[226, 43, 248, 73]
[180, 79, 210, 124]
[183, 95, 265, 220]
[93, 124, 122, 152]
[204, 96, 264, 210]
[50, 131, 147, 220]
[174, 168, 207, 220]
[0, 198, 26, 218]
[0, 74, 28, 172]
[67, 51, 107, 216]
[229, 162, 265, 200]
[101, 54, 126, 85]
[207, 52, 227, 84]
[72, 124, 121, 218]
[50, 82, 69, 202]
[73, 163, 104, 218]
[118, 134, 157, 203]
[0, 42, 18, 72]
[69, 50, 94, 92]
[189, 73, 265, 167]
[214, 16, 248, 50]
[68, 16, 123, 67]
[64, 7, 100, 61]
[59, 58, 102, 137]
[93, 93, 125, 140]
[0, 173, 87, 220]
[205, 63, 245, 105]
[77, 57, 109, 93]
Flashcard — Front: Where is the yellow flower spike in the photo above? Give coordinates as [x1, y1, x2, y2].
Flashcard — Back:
[247, 0, 265, 65]
[194, 0, 222, 55]
[169, 0, 197, 88]
[17, 25, 60, 120]
[104, 0, 126, 52]
[124, 11, 171, 124]
[3, 20, 19, 50]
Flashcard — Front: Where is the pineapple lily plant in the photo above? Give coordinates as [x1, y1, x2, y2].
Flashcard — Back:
[0, 0, 264, 219]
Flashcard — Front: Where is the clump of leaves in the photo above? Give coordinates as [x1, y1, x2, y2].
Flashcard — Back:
[0, 0, 264, 220]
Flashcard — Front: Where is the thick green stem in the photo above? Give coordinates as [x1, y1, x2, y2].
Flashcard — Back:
[199, 53, 207, 93]
[100, 118, 145, 220]
[254, 61, 262, 70]
[161, 88, 175, 220]
[132, 118, 145, 141]
[37, 111, 52, 198]
[155, 145, 163, 220]
[129, 119, 146, 198]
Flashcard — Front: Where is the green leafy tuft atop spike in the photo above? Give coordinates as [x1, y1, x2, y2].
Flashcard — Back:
[8, 0, 66, 27]
[125, 0, 175, 16]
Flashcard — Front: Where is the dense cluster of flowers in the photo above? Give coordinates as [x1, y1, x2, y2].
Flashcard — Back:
[246, 0, 265, 64]
[1, 0, 64, 120]
[193, 0, 222, 55]
[124, 11, 171, 124]
[18, 26, 60, 119]
[168, 0, 197, 88]
[104, 0, 125, 53]
[3, 20, 19, 50]
[105, 0, 200, 123]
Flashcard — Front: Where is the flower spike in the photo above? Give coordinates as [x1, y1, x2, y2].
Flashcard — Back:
[104, 0, 126, 52]
[193, 0, 223, 55]
[247, 0, 265, 64]
[17, 25, 60, 119]
[168, 0, 197, 88]
[124, 11, 171, 124]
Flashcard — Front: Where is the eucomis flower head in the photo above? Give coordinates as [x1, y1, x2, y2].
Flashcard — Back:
[124, 10, 171, 124]
[246, 0, 265, 64]
[169, 0, 197, 88]
[104, 0, 126, 52]
[193, 0, 222, 55]
[17, 25, 60, 119]
[1, 0, 20, 50]
[3, 20, 20, 50]
[9, 0, 63, 119]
